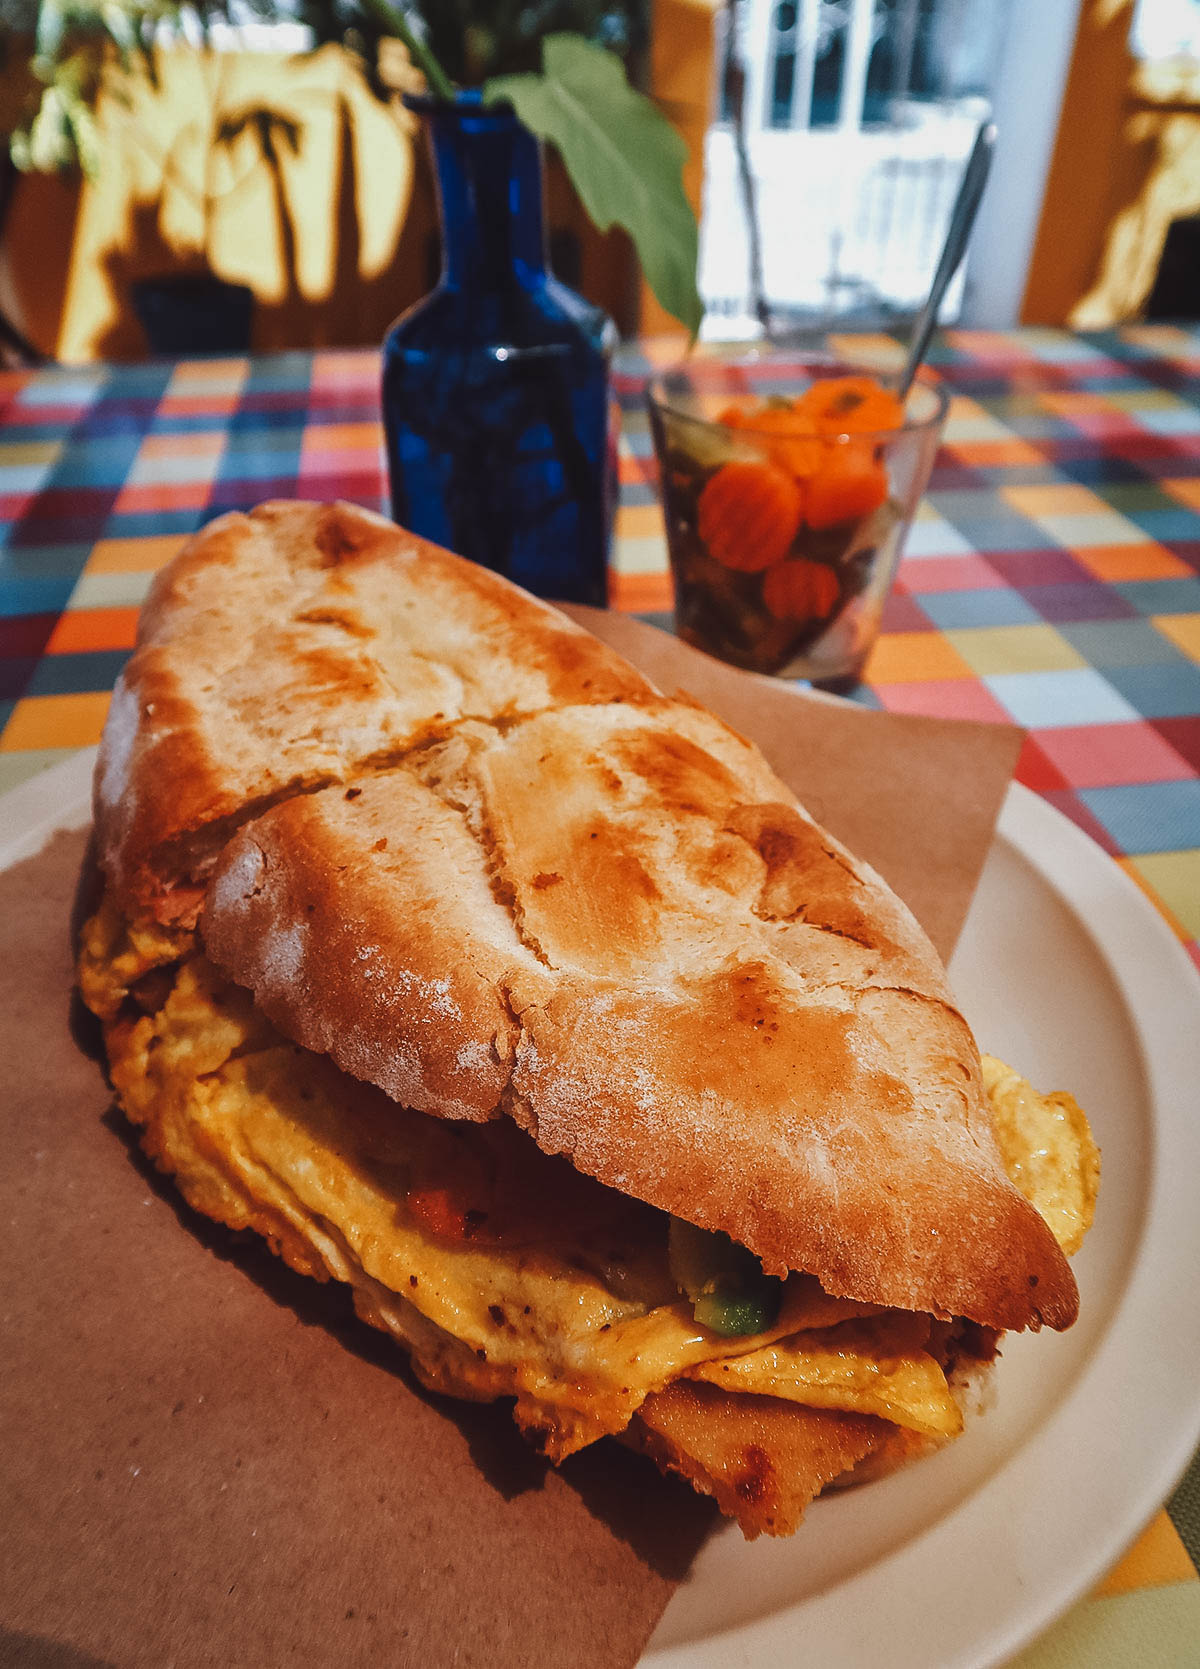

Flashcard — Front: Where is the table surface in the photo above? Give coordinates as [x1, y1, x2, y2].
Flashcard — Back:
[1, 325, 1198, 1666]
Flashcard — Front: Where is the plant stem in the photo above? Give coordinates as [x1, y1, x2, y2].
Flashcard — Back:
[724, 0, 770, 337]
[359, 0, 456, 102]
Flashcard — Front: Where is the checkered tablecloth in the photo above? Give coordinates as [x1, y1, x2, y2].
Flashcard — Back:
[1, 327, 1198, 1665]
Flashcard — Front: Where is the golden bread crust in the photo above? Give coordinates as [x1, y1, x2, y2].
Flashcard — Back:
[92, 499, 1078, 1333]
[95, 501, 652, 924]
[202, 701, 1076, 1331]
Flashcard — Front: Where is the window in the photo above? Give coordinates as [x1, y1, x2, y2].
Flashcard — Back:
[700, 0, 1011, 332]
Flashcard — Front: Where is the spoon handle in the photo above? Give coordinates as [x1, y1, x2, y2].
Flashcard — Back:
[896, 121, 997, 400]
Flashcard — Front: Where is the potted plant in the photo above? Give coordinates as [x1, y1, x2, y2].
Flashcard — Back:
[0, 0, 135, 362]
[362, 5, 702, 602]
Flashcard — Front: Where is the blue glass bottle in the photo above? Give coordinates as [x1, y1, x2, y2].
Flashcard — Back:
[382, 93, 616, 606]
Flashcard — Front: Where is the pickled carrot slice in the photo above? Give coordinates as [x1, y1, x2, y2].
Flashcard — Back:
[741, 405, 826, 478]
[698, 460, 805, 571]
[762, 558, 841, 622]
[804, 443, 889, 530]
[799, 376, 906, 436]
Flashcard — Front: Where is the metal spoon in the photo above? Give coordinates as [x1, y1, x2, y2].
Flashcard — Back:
[896, 121, 997, 400]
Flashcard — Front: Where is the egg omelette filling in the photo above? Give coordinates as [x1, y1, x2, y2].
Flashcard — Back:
[79, 892, 1099, 1527]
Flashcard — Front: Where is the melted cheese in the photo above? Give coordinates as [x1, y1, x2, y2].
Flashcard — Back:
[981, 1054, 1100, 1255]
[688, 1314, 963, 1436]
[77, 889, 190, 1021]
[96, 952, 781, 1456]
[85, 912, 1096, 1462]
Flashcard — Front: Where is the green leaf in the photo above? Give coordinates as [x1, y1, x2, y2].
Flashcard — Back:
[485, 34, 702, 334]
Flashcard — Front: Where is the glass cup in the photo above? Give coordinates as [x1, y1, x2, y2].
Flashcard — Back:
[647, 355, 948, 686]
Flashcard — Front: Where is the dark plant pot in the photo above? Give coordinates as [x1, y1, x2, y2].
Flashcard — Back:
[131, 274, 255, 357]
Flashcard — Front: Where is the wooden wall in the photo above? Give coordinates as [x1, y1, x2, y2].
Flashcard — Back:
[642, 0, 720, 337]
[1023, 0, 1200, 326]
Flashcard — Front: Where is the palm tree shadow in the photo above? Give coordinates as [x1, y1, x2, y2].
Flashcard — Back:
[252, 88, 440, 351]
[252, 90, 362, 350]
[92, 89, 376, 358]
[88, 59, 456, 363]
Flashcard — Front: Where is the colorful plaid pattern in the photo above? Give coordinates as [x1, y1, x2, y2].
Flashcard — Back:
[1, 327, 1198, 1663]
[609, 327, 1200, 981]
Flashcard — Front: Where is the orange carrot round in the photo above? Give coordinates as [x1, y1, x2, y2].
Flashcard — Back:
[742, 405, 825, 477]
[804, 442, 889, 530]
[697, 459, 804, 572]
[799, 375, 906, 436]
[762, 559, 841, 622]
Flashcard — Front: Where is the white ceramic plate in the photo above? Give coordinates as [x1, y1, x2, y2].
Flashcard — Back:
[5, 753, 1200, 1669]
[647, 779, 1200, 1668]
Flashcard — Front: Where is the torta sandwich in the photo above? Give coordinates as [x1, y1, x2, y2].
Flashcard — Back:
[77, 500, 1099, 1537]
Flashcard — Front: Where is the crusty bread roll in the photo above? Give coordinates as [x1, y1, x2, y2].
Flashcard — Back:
[96, 499, 1074, 1331]
[81, 498, 1087, 1537]
[202, 695, 1074, 1331]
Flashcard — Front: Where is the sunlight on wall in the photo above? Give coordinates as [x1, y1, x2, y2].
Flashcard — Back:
[1023, 0, 1200, 326]
[642, 0, 718, 336]
[56, 43, 416, 361]
[1072, 108, 1200, 324]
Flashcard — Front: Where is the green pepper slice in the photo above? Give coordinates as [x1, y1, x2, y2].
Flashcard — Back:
[668, 1219, 782, 1336]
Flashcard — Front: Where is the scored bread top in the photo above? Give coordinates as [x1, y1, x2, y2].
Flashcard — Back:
[201, 698, 1077, 1333]
[95, 501, 653, 923]
[93, 498, 1077, 1332]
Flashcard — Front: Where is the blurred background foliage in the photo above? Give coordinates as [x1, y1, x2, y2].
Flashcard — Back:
[0, 0, 687, 361]
[404, 0, 643, 81]
[0, 0, 650, 174]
